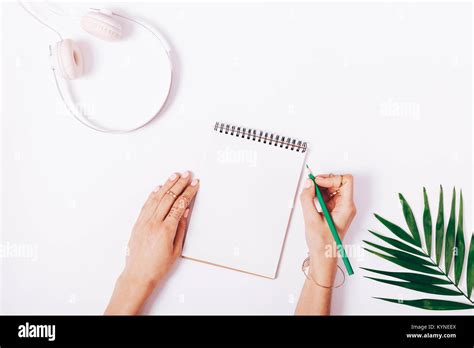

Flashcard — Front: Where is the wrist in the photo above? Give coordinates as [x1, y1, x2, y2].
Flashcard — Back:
[120, 271, 155, 292]
[308, 254, 338, 287]
[105, 272, 155, 315]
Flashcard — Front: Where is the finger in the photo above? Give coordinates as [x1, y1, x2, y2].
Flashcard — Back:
[316, 173, 354, 204]
[319, 187, 336, 211]
[325, 195, 336, 211]
[300, 178, 322, 224]
[154, 171, 192, 221]
[164, 179, 199, 230]
[314, 174, 343, 189]
[153, 172, 182, 205]
[326, 186, 341, 194]
[339, 173, 354, 202]
[137, 172, 181, 222]
[320, 187, 330, 202]
[136, 185, 162, 223]
[173, 208, 189, 254]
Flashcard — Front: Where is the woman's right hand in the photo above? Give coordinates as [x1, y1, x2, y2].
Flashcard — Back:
[299, 173, 356, 286]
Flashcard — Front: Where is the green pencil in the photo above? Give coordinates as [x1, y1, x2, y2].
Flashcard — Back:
[306, 164, 354, 276]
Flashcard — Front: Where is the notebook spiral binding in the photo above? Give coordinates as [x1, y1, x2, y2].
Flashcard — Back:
[214, 122, 307, 153]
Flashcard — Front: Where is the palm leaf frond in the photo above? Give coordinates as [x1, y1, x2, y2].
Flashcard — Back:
[422, 187, 432, 256]
[435, 186, 444, 265]
[467, 233, 474, 298]
[361, 267, 449, 285]
[363, 240, 431, 266]
[374, 298, 474, 311]
[364, 186, 474, 311]
[399, 193, 422, 247]
[454, 190, 465, 285]
[365, 277, 461, 296]
[368, 230, 425, 257]
[373, 213, 416, 245]
[445, 187, 456, 274]
[364, 248, 442, 275]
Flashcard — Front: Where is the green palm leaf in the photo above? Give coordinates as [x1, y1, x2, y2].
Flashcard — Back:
[364, 186, 474, 311]
[467, 233, 474, 298]
[445, 188, 456, 274]
[360, 267, 450, 285]
[435, 186, 444, 265]
[374, 213, 417, 245]
[365, 277, 461, 296]
[422, 187, 432, 256]
[368, 230, 426, 257]
[374, 298, 474, 311]
[364, 248, 443, 275]
[363, 241, 431, 266]
[454, 190, 465, 285]
[399, 194, 422, 247]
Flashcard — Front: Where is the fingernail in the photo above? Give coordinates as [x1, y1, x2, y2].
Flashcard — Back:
[184, 209, 190, 218]
[191, 179, 199, 186]
[153, 185, 162, 192]
[182, 171, 190, 178]
[304, 179, 313, 188]
[169, 173, 178, 181]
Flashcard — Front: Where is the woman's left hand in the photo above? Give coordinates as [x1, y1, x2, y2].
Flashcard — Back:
[105, 171, 199, 315]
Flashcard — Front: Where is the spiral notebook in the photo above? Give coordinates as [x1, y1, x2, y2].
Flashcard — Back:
[182, 122, 308, 278]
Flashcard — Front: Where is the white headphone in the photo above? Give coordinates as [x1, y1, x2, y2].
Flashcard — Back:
[19, 2, 174, 133]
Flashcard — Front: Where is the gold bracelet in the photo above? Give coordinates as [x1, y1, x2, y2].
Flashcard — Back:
[301, 256, 345, 289]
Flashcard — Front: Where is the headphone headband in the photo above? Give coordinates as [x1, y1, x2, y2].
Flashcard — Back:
[53, 8, 174, 133]
[20, 1, 175, 133]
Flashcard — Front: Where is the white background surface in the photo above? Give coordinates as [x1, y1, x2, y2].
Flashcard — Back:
[1, 1, 472, 315]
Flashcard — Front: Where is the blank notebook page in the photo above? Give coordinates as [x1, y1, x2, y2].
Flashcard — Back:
[182, 122, 307, 278]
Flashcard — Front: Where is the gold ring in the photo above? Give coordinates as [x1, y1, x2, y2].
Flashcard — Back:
[166, 190, 177, 199]
[339, 175, 344, 188]
[330, 190, 340, 198]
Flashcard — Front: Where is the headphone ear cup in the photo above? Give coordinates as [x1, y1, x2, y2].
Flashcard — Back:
[81, 11, 122, 41]
[53, 39, 84, 80]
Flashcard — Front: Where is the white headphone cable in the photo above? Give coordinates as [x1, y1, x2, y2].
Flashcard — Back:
[51, 9, 175, 134]
[52, 56, 174, 134]
[18, 3, 175, 134]
[17, 0, 63, 40]
[44, 1, 80, 17]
